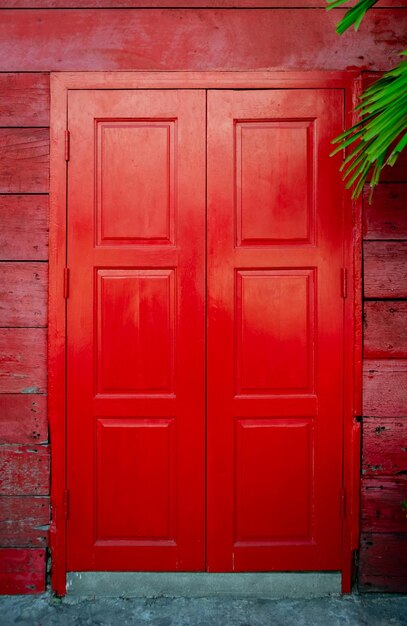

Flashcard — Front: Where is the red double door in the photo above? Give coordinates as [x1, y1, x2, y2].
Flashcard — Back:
[66, 88, 345, 572]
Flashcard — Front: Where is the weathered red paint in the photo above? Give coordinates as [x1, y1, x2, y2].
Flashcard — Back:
[2, 0, 405, 7]
[364, 242, 407, 299]
[0, 496, 49, 547]
[0, 73, 49, 127]
[359, 534, 407, 592]
[361, 476, 407, 533]
[0, 263, 47, 327]
[0, 445, 50, 495]
[0, 548, 46, 594]
[0, 195, 49, 261]
[363, 360, 407, 417]
[362, 417, 407, 476]
[0, 328, 47, 394]
[0, 9, 405, 72]
[0, 128, 49, 194]
[363, 184, 407, 240]
[0, 395, 48, 445]
[364, 301, 407, 359]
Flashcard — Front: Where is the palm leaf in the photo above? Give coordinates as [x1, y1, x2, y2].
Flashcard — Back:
[326, 0, 379, 35]
[330, 52, 407, 200]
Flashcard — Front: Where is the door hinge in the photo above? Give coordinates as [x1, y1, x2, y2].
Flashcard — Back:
[65, 130, 70, 161]
[63, 488, 70, 520]
[64, 267, 70, 299]
[340, 487, 346, 518]
[341, 268, 348, 299]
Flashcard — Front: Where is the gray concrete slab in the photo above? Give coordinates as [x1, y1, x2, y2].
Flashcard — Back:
[0, 592, 407, 625]
[66, 572, 342, 599]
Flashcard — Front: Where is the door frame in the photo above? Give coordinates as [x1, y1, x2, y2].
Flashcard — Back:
[49, 71, 362, 596]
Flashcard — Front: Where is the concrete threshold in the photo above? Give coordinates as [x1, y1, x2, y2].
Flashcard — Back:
[66, 572, 342, 599]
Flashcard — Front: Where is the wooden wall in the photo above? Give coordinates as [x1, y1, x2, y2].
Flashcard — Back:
[360, 72, 407, 590]
[0, 2, 406, 594]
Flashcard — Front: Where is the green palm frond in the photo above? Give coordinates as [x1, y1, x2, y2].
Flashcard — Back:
[330, 52, 407, 200]
[326, 0, 379, 35]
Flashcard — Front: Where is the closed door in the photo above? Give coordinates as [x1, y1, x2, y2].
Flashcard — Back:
[66, 87, 345, 572]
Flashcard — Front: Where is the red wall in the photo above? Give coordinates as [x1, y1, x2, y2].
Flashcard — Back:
[0, 2, 406, 594]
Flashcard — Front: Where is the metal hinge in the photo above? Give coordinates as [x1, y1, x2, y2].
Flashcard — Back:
[63, 489, 70, 520]
[64, 268, 70, 299]
[65, 130, 70, 161]
[341, 268, 348, 299]
[340, 487, 346, 518]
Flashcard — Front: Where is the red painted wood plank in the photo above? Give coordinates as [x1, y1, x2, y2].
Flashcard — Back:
[0, 496, 49, 547]
[0, 195, 49, 261]
[361, 477, 407, 533]
[363, 360, 407, 417]
[0, 395, 47, 444]
[362, 417, 407, 476]
[363, 184, 407, 240]
[0, 263, 47, 327]
[364, 242, 407, 298]
[0, 328, 47, 394]
[359, 533, 407, 592]
[0, 444, 50, 495]
[0, 548, 45, 594]
[1, 0, 404, 7]
[0, 129, 49, 194]
[364, 301, 407, 359]
[0, 73, 49, 127]
[0, 9, 405, 72]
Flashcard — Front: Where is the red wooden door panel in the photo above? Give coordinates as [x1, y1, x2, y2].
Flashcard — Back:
[207, 90, 345, 571]
[66, 90, 206, 570]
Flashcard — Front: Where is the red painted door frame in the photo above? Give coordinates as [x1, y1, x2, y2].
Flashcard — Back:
[49, 71, 362, 596]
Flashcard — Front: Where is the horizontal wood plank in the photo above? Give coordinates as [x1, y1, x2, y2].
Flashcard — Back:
[364, 301, 407, 359]
[0, 444, 50, 495]
[0, 496, 49, 547]
[0, 129, 49, 194]
[359, 533, 407, 592]
[363, 359, 407, 417]
[361, 476, 407, 534]
[0, 328, 47, 394]
[0, 73, 49, 127]
[0, 395, 47, 444]
[362, 417, 407, 476]
[0, 263, 47, 327]
[0, 9, 405, 72]
[0, 548, 45, 594]
[0, 195, 49, 261]
[1, 1, 404, 7]
[364, 242, 407, 298]
[363, 184, 407, 240]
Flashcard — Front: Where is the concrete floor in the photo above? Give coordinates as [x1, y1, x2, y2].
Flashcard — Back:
[1, 593, 406, 625]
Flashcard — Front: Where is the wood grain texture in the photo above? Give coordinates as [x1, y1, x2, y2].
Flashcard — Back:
[364, 242, 407, 298]
[363, 360, 407, 417]
[363, 184, 407, 240]
[0, 395, 47, 444]
[0, 195, 49, 261]
[364, 301, 407, 359]
[361, 476, 407, 533]
[0, 73, 49, 127]
[0, 328, 47, 394]
[0, 444, 50, 495]
[0, 548, 45, 594]
[0, 9, 405, 72]
[0, 496, 49, 547]
[0, 129, 49, 193]
[359, 533, 407, 592]
[362, 417, 407, 476]
[0, 263, 47, 327]
[1, 0, 405, 6]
